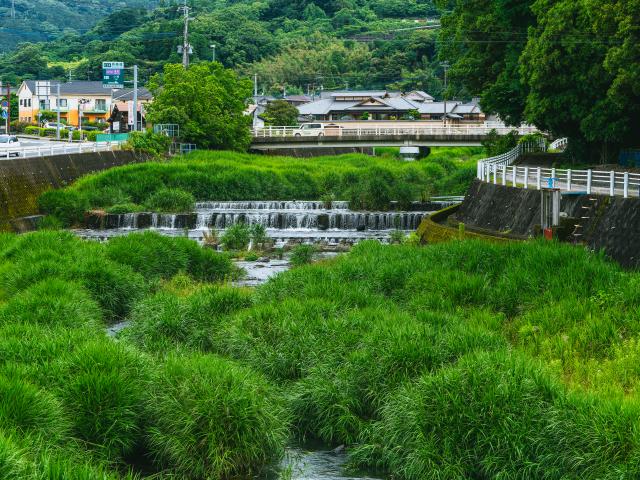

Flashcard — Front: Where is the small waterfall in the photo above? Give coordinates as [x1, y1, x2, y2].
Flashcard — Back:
[195, 201, 349, 210]
[195, 210, 426, 231]
[150, 214, 177, 229]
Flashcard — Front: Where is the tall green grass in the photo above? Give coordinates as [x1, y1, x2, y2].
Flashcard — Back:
[4, 224, 640, 478]
[37, 148, 485, 222]
[146, 354, 289, 479]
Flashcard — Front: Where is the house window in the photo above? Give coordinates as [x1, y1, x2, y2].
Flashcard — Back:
[27, 99, 31, 107]
[59, 99, 68, 108]
[95, 99, 106, 111]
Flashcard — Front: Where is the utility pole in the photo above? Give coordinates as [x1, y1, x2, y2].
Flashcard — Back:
[441, 61, 450, 127]
[253, 74, 258, 97]
[178, 0, 192, 69]
[132, 65, 138, 131]
[4, 82, 10, 135]
[55, 83, 60, 140]
[210, 44, 216, 62]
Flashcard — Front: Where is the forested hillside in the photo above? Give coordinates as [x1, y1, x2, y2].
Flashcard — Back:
[0, 0, 443, 94]
[0, 0, 157, 49]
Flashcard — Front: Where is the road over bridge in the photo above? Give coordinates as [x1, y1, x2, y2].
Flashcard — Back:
[250, 126, 538, 150]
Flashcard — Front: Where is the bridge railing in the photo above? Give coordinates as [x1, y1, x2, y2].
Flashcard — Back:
[1, 142, 122, 160]
[252, 125, 539, 138]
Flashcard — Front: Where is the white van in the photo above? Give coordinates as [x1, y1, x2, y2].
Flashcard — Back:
[293, 123, 342, 137]
[0, 135, 21, 157]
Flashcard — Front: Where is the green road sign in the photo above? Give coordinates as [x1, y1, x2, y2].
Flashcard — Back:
[102, 62, 125, 89]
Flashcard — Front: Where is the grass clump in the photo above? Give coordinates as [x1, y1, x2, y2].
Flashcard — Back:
[0, 374, 70, 443]
[146, 354, 289, 479]
[289, 244, 316, 267]
[221, 223, 251, 251]
[105, 231, 234, 282]
[56, 341, 151, 462]
[0, 279, 102, 329]
[144, 187, 195, 213]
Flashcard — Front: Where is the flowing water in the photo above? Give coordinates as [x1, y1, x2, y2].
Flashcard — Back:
[76, 200, 449, 245]
[276, 446, 383, 480]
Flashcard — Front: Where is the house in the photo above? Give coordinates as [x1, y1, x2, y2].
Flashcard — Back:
[297, 90, 485, 123]
[17, 80, 152, 128]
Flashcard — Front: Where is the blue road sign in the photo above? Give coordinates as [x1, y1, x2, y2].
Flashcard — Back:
[1, 110, 8, 119]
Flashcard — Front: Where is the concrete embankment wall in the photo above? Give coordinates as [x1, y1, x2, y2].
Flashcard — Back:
[453, 179, 640, 268]
[0, 150, 145, 231]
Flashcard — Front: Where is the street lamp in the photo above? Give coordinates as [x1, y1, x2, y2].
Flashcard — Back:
[441, 61, 450, 128]
[210, 44, 216, 62]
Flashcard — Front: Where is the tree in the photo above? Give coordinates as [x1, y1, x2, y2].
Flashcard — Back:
[436, 0, 536, 125]
[146, 62, 253, 151]
[262, 100, 299, 126]
[521, 0, 640, 162]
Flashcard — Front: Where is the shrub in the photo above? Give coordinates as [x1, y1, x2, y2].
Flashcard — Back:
[24, 125, 40, 135]
[104, 203, 143, 214]
[290, 244, 316, 267]
[37, 190, 88, 227]
[250, 223, 269, 247]
[221, 223, 251, 251]
[0, 279, 103, 329]
[146, 354, 288, 479]
[126, 131, 171, 156]
[144, 188, 195, 213]
[85, 131, 99, 142]
[57, 341, 151, 461]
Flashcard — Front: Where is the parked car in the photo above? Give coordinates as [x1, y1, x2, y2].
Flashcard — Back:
[0, 135, 21, 157]
[293, 123, 326, 137]
[43, 122, 75, 131]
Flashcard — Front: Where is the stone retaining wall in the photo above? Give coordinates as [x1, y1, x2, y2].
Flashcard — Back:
[0, 150, 145, 231]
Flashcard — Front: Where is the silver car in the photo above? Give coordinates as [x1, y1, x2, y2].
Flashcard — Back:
[0, 135, 21, 157]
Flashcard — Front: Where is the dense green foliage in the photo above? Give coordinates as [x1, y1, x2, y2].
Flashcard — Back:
[4, 223, 640, 477]
[0, 230, 276, 479]
[440, 0, 640, 161]
[38, 148, 483, 220]
[0, 0, 444, 96]
[261, 99, 299, 126]
[121, 239, 640, 478]
[146, 63, 253, 150]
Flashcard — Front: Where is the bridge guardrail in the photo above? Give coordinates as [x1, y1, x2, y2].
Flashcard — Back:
[252, 126, 540, 138]
[1, 142, 123, 160]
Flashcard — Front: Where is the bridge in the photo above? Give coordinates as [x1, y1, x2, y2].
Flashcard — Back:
[250, 126, 539, 150]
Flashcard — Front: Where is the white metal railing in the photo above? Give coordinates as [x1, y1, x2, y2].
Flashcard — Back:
[252, 125, 539, 138]
[549, 138, 568, 151]
[475, 140, 546, 180]
[477, 143, 640, 198]
[0, 142, 122, 160]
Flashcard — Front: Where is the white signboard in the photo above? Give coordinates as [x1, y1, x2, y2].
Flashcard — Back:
[127, 101, 134, 125]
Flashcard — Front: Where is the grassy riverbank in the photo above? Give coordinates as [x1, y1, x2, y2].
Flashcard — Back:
[2, 228, 640, 478]
[37, 148, 483, 226]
